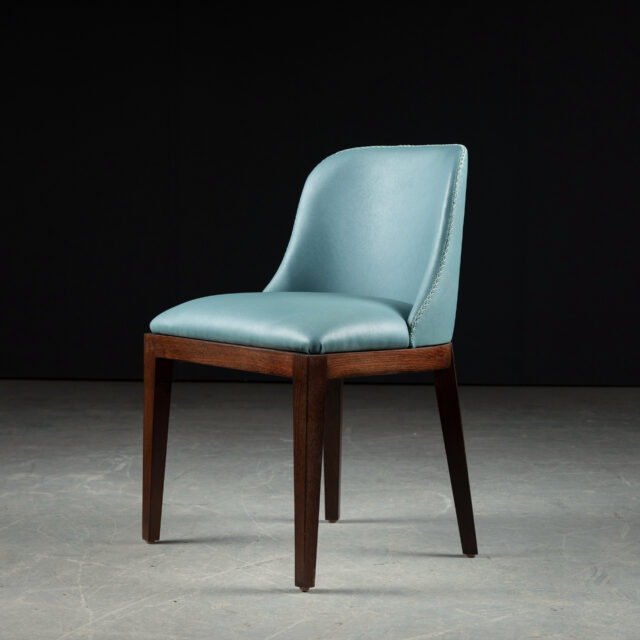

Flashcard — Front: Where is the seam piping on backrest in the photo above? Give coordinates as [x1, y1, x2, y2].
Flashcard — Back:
[409, 147, 466, 346]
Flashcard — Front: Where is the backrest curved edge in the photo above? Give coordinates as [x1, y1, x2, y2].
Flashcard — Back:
[407, 146, 468, 346]
[265, 144, 468, 348]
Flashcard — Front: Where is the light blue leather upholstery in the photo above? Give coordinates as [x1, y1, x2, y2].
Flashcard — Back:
[150, 145, 468, 352]
[150, 292, 412, 354]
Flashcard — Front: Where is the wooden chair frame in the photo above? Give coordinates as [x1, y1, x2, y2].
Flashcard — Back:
[143, 333, 477, 591]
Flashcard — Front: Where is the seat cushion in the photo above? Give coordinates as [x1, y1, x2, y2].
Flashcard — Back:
[149, 292, 412, 354]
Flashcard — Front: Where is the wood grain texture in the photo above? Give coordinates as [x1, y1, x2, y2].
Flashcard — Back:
[323, 379, 343, 522]
[147, 334, 451, 380]
[142, 337, 174, 543]
[142, 332, 475, 588]
[148, 334, 295, 377]
[326, 343, 452, 379]
[434, 351, 478, 556]
[292, 354, 327, 591]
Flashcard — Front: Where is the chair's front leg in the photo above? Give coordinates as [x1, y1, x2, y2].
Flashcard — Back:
[142, 336, 174, 543]
[292, 355, 327, 591]
[323, 379, 343, 522]
[434, 349, 478, 556]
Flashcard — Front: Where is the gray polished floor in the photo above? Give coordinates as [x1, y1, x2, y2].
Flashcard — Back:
[1, 381, 639, 639]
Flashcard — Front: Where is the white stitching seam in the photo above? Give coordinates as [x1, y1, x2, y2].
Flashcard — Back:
[409, 147, 466, 346]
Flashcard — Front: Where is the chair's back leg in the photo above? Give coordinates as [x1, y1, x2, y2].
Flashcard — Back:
[142, 338, 174, 543]
[292, 355, 327, 591]
[434, 351, 478, 556]
[323, 379, 344, 523]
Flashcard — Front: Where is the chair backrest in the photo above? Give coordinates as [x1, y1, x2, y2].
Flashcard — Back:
[265, 145, 468, 347]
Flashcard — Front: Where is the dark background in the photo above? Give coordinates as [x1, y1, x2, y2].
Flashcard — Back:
[2, 4, 639, 384]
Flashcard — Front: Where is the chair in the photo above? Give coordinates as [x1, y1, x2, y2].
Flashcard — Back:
[143, 144, 477, 591]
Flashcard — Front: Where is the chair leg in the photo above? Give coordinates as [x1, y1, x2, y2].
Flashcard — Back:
[434, 352, 478, 556]
[323, 379, 343, 522]
[292, 355, 327, 591]
[142, 340, 174, 543]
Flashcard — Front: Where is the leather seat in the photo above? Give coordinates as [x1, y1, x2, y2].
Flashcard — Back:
[150, 291, 412, 353]
[150, 144, 467, 351]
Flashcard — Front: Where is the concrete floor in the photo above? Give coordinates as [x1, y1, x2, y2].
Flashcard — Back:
[0, 381, 639, 639]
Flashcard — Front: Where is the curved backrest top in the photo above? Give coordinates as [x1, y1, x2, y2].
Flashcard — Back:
[265, 144, 468, 346]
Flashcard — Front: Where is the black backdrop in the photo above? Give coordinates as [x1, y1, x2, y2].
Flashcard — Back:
[3, 4, 639, 384]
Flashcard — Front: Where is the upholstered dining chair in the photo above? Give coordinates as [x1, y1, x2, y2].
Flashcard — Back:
[143, 144, 477, 591]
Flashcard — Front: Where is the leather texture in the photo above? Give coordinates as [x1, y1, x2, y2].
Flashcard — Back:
[149, 292, 412, 354]
[266, 145, 468, 346]
[150, 145, 468, 352]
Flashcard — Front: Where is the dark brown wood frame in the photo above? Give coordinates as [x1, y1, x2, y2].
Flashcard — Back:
[143, 333, 477, 591]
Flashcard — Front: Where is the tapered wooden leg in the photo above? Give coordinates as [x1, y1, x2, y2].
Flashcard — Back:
[434, 351, 478, 556]
[323, 379, 343, 522]
[292, 355, 327, 591]
[142, 336, 174, 543]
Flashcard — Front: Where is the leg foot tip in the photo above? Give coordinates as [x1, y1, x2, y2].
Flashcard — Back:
[465, 553, 476, 558]
[299, 587, 310, 592]
[327, 519, 338, 523]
